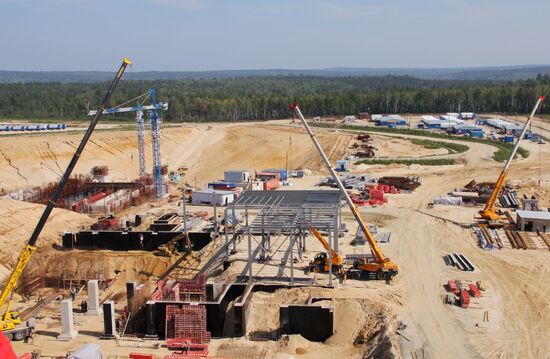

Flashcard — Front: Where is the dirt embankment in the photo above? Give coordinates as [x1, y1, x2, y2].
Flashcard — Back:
[245, 287, 401, 359]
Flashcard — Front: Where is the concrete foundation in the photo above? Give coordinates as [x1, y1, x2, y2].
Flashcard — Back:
[280, 304, 334, 342]
[101, 300, 117, 339]
[144, 283, 333, 341]
[63, 230, 212, 251]
[57, 299, 78, 341]
[86, 280, 101, 315]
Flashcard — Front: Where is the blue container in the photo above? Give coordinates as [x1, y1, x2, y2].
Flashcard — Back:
[263, 169, 288, 180]
[504, 135, 514, 143]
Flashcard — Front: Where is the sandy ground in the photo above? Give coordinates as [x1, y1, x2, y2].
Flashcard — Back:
[0, 122, 351, 192]
[369, 134, 448, 158]
[2, 119, 550, 358]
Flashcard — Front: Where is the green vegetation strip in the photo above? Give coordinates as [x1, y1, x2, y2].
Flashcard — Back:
[314, 123, 529, 162]
[356, 158, 456, 166]
[409, 138, 469, 154]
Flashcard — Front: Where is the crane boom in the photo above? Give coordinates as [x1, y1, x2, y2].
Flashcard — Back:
[0, 58, 132, 318]
[290, 104, 392, 268]
[309, 227, 341, 262]
[480, 96, 545, 220]
[87, 102, 168, 116]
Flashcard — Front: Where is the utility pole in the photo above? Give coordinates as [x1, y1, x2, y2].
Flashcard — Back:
[182, 186, 187, 235]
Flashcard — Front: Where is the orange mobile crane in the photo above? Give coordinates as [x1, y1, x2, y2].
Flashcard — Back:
[307, 227, 344, 274]
[479, 96, 545, 223]
[290, 104, 398, 280]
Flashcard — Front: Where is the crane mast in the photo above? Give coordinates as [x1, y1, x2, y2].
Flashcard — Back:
[480, 96, 545, 220]
[87, 88, 168, 188]
[0, 59, 132, 332]
[289, 104, 394, 268]
[149, 88, 164, 198]
[136, 109, 146, 178]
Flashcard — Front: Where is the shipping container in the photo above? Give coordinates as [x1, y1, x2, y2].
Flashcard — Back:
[263, 178, 279, 191]
[262, 169, 288, 180]
[224, 170, 250, 183]
[460, 289, 470, 308]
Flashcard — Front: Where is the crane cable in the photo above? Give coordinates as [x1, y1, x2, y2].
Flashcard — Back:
[110, 90, 151, 109]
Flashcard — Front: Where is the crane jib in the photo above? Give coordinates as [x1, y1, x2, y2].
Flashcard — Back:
[0, 59, 131, 316]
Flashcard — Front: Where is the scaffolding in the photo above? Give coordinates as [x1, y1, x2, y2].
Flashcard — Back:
[224, 190, 342, 285]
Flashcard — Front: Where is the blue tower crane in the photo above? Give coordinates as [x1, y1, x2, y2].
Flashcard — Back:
[88, 88, 168, 198]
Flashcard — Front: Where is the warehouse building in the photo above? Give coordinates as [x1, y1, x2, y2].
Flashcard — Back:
[516, 210, 550, 232]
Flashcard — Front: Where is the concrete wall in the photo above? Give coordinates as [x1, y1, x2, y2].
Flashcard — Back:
[517, 217, 550, 232]
[64, 230, 212, 251]
[280, 304, 334, 342]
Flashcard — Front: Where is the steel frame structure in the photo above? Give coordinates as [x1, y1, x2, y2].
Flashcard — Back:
[224, 190, 342, 285]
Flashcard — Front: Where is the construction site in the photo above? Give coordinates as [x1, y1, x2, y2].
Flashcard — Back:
[1, 61, 550, 359]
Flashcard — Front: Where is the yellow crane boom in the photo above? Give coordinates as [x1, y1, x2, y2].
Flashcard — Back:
[0, 59, 132, 339]
[480, 96, 545, 220]
[290, 104, 397, 277]
[309, 227, 343, 265]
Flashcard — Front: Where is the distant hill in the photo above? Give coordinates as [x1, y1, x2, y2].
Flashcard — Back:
[1, 65, 549, 83]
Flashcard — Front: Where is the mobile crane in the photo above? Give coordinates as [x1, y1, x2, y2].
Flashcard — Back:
[479, 96, 545, 222]
[290, 104, 398, 280]
[0, 58, 132, 341]
[307, 227, 344, 274]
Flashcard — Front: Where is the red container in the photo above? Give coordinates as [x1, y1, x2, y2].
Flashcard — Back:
[469, 284, 481, 298]
[129, 354, 154, 359]
[460, 289, 470, 308]
[263, 178, 279, 191]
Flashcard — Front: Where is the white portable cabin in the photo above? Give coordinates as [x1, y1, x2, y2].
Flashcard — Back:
[191, 189, 236, 206]
[224, 170, 250, 183]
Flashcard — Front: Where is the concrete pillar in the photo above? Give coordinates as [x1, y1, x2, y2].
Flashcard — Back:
[290, 232, 295, 285]
[328, 230, 333, 287]
[126, 281, 137, 311]
[57, 299, 77, 341]
[86, 280, 100, 315]
[334, 213, 339, 252]
[101, 300, 117, 339]
[224, 208, 229, 259]
[246, 206, 252, 284]
[144, 301, 159, 339]
[231, 206, 237, 252]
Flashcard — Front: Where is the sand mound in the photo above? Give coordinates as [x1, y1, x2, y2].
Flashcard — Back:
[0, 198, 94, 276]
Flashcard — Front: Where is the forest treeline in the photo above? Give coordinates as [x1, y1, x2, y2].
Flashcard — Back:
[0, 74, 548, 121]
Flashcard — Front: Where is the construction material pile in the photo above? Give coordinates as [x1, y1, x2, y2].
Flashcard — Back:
[352, 183, 399, 207]
[443, 253, 475, 271]
[319, 174, 373, 190]
[350, 134, 376, 158]
[474, 226, 550, 250]
[444, 279, 485, 309]
[378, 176, 421, 191]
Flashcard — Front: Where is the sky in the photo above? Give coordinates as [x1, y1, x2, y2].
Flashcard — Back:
[0, 0, 549, 71]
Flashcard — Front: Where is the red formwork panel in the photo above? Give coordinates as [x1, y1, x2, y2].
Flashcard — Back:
[163, 351, 208, 359]
[178, 275, 206, 302]
[129, 353, 155, 359]
[165, 305, 211, 344]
